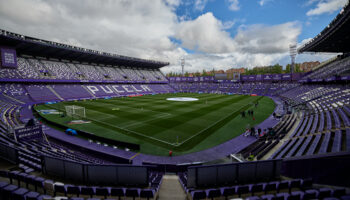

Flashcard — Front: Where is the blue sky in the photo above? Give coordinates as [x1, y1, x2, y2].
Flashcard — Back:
[0, 0, 348, 73]
[173, 0, 343, 52]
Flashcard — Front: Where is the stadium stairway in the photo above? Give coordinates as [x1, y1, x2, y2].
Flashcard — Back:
[2, 93, 25, 105]
[157, 175, 187, 200]
[261, 111, 303, 160]
[46, 85, 64, 101]
[82, 85, 97, 98]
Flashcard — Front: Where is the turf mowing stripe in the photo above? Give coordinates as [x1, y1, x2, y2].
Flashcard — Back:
[36, 94, 271, 153]
[94, 99, 172, 116]
[127, 96, 253, 134]
[45, 94, 245, 147]
[130, 95, 251, 134]
[174, 96, 263, 151]
[75, 94, 235, 128]
[71, 101, 173, 128]
[121, 113, 171, 128]
[81, 94, 249, 139]
[102, 93, 223, 109]
[149, 96, 258, 143]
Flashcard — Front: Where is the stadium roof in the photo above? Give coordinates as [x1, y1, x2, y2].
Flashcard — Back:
[0, 29, 169, 69]
[298, 1, 350, 53]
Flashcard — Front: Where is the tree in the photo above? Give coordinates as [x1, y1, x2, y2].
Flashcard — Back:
[295, 64, 302, 72]
[202, 69, 208, 76]
[272, 64, 282, 74]
[285, 64, 291, 73]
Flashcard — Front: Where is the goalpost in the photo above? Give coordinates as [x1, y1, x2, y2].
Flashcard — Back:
[65, 105, 86, 119]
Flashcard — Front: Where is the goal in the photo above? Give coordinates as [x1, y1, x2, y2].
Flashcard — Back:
[65, 105, 86, 119]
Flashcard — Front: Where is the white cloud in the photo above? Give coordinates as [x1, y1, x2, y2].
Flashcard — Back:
[194, 0, 208, 11]
[228, 0, 240, 11]
[0, 0, 179, 62]
[258, 0, 273, 6]
[306, 0, 347, 16]
[164, 0, 181, 8]
[0, 0, 326, 74]
[222, 20, 236, 29]
[175, 12, 236, 54]
[303, 0, 319, 7]
[234, 22, 302, 54]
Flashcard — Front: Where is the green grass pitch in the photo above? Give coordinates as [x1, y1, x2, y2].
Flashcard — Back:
[35, 93, 275, 156]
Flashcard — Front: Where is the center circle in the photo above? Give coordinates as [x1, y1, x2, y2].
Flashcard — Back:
[166, 97, 199, 102]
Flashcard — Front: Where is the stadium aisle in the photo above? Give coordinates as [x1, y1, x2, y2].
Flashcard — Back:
[158, 175, 187, 200]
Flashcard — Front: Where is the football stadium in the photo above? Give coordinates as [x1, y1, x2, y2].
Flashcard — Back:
[0, 0, 349, 200]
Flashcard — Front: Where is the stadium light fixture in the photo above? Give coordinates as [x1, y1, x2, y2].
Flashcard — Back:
[289, 44, 297, 74]
[180, 57, 185, 77]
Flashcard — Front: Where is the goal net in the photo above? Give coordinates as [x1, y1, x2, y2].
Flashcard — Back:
[65, 105, 86, 119]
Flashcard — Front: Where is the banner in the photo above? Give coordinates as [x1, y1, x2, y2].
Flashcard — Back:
[15, 125, 43, 141]
[1, 48, 17, 68]
[247, 75, 256, 81]
[325, 76, 337, 82]
[281, 74, 291, 81]
[272, 74, 282, 81]
[340, 76, 347, 80]
[262, 74, 272, 81]
[256, 74, 262, 81]
[241, 75, 248, 81]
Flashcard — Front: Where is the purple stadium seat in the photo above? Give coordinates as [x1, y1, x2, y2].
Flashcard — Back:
[324, 198, 340, 200]
[95, 187, 109, 198]
[1, 184, 19, 199]
[319, 188, 333, 199]
[140, 189, 155, 200]
[8, 170, 20, 184]
[221, 186, 236, 199]
[291, 191, 304, 200]
[275, 192, 289, 200]
[301, 178, 313, 190]
[264, 182, 277, 194]
[110, 187, 125, 199]
[24, 174, 36, 189]
[277, 180, 289, 192]
[12, 187, 29, 200]
[289, 179, 301, 192]
[251, 183, 264, 195]
[246, 196, 261, 200]
[206, 188, 221, 200]
[33, 177, 45, 192]
[80, 186, 95, 198]
[125, 188, 139, 200]
[303, 189, 319, 200]
[341, 195, 350, 200]
[191, 190, 206, 200]
[24, 191, 40, 200]
[67, 185, 80, 197]
[237, 185, 250, 197]
[0, 181, 9, 189]
[35, 194, 52, 200]
[261, 194, 275, 200]
[54, 184, 67, 196]
[333, 188, 346, 198]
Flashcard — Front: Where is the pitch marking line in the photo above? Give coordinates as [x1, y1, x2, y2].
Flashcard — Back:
[92, 100, 171, 116]
[177, 98, 258, 146]
[120, 113, 171, 128]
